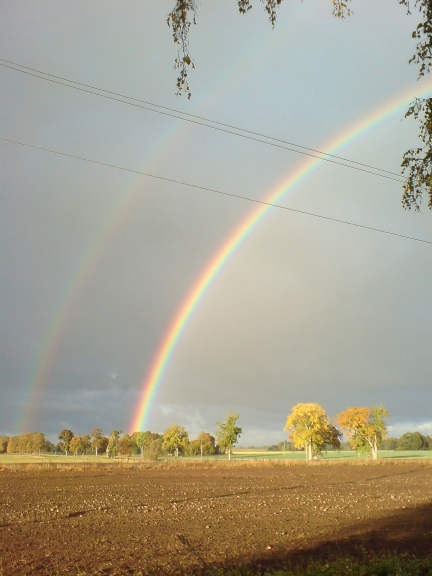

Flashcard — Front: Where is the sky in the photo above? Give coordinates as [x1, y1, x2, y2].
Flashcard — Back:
[0, 0, 431, 445]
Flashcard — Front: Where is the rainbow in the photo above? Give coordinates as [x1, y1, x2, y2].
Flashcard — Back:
[16, 20, 299, 434]
[18, 176, 148, 433]
[129, 81, 432, 433]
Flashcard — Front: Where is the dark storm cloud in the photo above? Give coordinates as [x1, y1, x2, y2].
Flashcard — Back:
[0, 1, 430, 443]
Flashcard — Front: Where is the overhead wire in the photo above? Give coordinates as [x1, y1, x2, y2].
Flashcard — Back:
[0, 58, 406, 184]
[0, 135, 430, 246]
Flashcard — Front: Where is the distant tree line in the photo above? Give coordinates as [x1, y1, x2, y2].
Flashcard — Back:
[0, 412, 242, 460]
[379, 432, 432, 451]
[0, 432, 54, 455]
[2, 407, 431, 460]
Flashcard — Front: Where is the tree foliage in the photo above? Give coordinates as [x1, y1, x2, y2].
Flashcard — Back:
[133, 431, 163, 459]
[215, 411, 242, 459]
[31, 432, 46, 454]
[69, 434, 90, 456]
[167, 1, 352, 99]
[397, 430, 430, 450]
[284, 403, 341, 461]
[0, 436, 9, 453]
[162, 424, 190, 457]
[399, 0, 432, 209]
[7, 436, 15, 454]
[166, 1, 432, 209]
[90, 428, 107, 457]
[117, 433, 134, 456]
[107, 429, 122, 458]
[379, 436, 399, 450]
[3, 432, 48, 454]
[188, 431, 217, 456]
[134, 430, 152, 457]
[58, 429, 74, 456]
[336, 406, 389, 459]
[145, 438, 163, 460]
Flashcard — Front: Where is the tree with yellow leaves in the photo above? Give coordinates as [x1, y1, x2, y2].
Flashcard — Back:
[162, 424, 190, 458]
[284, 403, 341, 461]
[69, 434, 91, 457]
[336, 406, 389, 460]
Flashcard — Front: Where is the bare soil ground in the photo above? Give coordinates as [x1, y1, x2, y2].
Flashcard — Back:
[1, 461, 432, 575]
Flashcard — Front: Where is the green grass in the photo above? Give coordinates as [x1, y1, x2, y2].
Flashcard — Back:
[52, 553, 432, 575]
[0, 453, 113, 464]
[1, 449, 431, 466]
[201, 554, 432, 576]
[233, 449, 432, 461]
[200, 450, 432, 462]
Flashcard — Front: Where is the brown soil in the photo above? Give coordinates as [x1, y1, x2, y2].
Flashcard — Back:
[1, 461, 432, 575]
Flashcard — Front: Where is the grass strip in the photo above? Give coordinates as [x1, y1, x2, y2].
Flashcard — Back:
[201, 554, 432, 576]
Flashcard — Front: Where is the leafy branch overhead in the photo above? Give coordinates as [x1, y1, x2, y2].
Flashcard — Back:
[399, 0, 432, 210]
[167, 0, 432, 210]
[167, 0, 197, 100]
[167, 1, 352, 99]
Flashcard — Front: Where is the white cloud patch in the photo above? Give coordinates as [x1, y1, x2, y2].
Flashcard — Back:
[388, 421, 432, 437]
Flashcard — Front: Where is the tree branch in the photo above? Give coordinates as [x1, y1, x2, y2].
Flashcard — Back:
[167, 0, 197, 99]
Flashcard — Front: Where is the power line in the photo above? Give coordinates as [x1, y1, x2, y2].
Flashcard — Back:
[0, 58, 405, 185]
[1, 135, 429, 246]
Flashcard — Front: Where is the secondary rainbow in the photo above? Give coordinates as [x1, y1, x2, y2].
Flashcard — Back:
[130, 82, 432, 433]
[16, 20, 291, 434]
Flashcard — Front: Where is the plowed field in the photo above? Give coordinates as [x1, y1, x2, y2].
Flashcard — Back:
[1, 461, 432, 575]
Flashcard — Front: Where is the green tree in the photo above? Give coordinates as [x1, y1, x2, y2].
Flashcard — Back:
[6, 436, 17, 454]
[162, 424, 189, 458]
[107, 430, 122, 458]
[82, 434, 91, 454]
[69, 434, 90, 456]
[99, 436, 109, 455]
[44, 440, 56, 453]
[90, 428, 106, 457]
[380, 436, 398, 450]
[133, 431, 162, 459]
[398, 432, 414, 450]
[0, 436, 10, 453]
[215, 411, 242, 460]
[398, 431, 427, 450]
[58, 429, 74, 456]
[15, 434, 24, 453]
[188, 431, 217, 456]
[146, 438, 163, 461]
[412, 431, 426, 450]
[134, 431, 152, 459]
[399, 0, 432, 210]
[277, 440, 296, 451]
[284, 403, 341, 461]
[336, 406, 389, 460]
